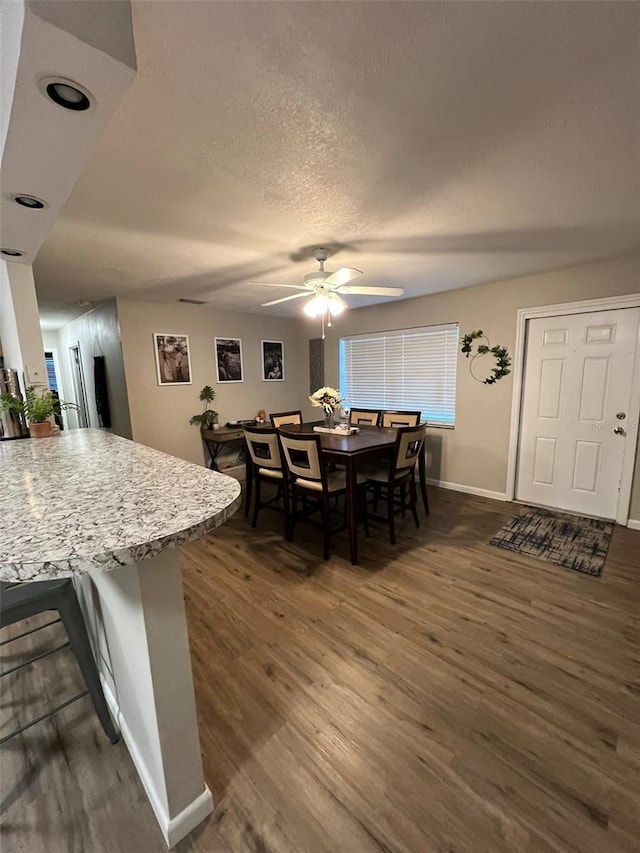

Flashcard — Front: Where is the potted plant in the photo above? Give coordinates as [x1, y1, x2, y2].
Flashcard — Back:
[0, 385, 78, 438]
[189, 385, 219, 430]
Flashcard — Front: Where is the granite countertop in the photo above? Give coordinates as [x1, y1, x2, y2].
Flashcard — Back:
[0, 429, 242, 582]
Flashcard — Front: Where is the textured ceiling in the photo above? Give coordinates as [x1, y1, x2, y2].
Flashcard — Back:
[32, 0, 640, 319]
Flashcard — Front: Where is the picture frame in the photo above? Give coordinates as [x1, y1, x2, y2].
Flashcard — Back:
[215, 337, 244, 383]
[153, 333, 192, 386]
[261, 340, 284, 381]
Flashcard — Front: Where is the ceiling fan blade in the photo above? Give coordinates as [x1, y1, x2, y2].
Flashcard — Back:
[336, 285, 405, 296]
[261, 292, 310, 307]
[251, 282, 307, 289]
[325, 266, 363, 286]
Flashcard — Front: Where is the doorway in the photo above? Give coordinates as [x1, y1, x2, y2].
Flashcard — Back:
[69, 344, 90, 429]
[511, 299, 640, 523]
[44, 349, 65, 429]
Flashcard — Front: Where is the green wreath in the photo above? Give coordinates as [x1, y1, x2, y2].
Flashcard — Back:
[461, 330, 511, 385]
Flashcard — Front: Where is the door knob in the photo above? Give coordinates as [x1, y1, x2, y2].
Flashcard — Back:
[614, 426, 625, 436]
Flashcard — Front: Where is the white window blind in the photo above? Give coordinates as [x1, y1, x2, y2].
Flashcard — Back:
[339, 323, 459, 427]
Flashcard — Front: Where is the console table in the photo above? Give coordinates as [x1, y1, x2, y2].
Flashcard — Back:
[200, 426, 246, 471]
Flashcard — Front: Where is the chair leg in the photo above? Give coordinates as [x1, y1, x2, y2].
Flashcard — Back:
[373, 483, 380, 514]
[419, 469, 430, 515]
[422, 480, 430, 515]
[57, 592, 119, 744]
[321, 493, 331, 560]
[410, 478, 420, 528]
[400, 483, 407, 519]
[359, 485, 370, 538]
[287, 488, 296, 542]
[282, 478, 290, 538]
[251, 476, 261, 528]
[388, 485, 396, 545]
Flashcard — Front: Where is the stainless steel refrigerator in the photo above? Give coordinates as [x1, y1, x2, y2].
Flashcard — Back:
[0, 368, 28, 439]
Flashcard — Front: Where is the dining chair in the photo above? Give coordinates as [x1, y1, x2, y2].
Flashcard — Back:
[0, 579, 119, 746]
[270, 410, 303, 428]
[380, 410, 421, 428]
[278, 431, 368, 560]
[361, 424, 426, 544]
[244, 425, 286, 529]
[349, 409, 381, 426]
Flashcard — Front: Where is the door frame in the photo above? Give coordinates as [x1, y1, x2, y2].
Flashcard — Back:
[68, 342, 90, 429]
[506, 293, 640, 525]
[44, 347, 68, 429]
[44, 347, 65, 398]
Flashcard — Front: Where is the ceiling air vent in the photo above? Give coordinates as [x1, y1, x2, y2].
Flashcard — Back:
[178, 298, 207, 305]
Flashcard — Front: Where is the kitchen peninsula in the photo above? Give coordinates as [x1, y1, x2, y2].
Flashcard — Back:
[0, 429, 241, 847]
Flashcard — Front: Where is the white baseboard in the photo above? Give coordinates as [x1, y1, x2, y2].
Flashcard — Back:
[101, 678, 213, 848]
[426, 478, 509, 503]
[627, 519, 640, 531]
[166, 788, 214, 849]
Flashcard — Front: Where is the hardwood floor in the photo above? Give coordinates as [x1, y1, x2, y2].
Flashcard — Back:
[2, 488, 639, 852]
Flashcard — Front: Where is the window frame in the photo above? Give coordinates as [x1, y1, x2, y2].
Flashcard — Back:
[339, 322, 459, 429]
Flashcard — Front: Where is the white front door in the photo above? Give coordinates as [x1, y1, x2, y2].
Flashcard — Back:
[516, 307, 640, 519]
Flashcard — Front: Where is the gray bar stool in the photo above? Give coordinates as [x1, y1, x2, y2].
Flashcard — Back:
[0, 579, 119, 745]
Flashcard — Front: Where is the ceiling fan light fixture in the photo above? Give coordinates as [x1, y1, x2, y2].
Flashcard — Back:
[303, 291, 348, 319]
[256, 246, 401, 338]
[327, 294, 347, 317]
[303, 292, 328, 318]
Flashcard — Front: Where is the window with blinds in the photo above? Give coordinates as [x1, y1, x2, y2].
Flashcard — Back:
[339, 323, 459, 427]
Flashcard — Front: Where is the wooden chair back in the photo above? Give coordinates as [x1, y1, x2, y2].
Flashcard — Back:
[278, 431, 327, 491]
[381, 410, 421, 428]
[270, 410, 303, 428]
[244, 425, 281, 471]
[393, 425, 426, 475]
[349, 409, 381, 426]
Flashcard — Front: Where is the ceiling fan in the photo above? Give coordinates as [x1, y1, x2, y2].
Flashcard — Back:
[254, 247, 404, 338]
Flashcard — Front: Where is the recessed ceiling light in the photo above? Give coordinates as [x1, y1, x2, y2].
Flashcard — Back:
[39, 76, 93, 111]
[11, 194, 47, 210]
[1, 248, 24, 257]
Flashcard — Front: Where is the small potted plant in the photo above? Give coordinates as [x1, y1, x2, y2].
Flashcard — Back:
[189, 385, 219, 430]
[0, 385, 78, 438]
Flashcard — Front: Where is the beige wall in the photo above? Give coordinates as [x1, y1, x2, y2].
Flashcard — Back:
[117, 298, 309, 465]
[55, 299, 132, 439]
[324, 253, 640, 519]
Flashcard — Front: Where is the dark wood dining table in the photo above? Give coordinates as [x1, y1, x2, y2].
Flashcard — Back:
[245, 423, 429, 565]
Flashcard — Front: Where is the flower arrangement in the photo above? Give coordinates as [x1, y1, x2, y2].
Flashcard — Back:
[309, 386, 342, 416]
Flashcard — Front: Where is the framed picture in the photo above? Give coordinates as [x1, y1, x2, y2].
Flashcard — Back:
[262, 340, 284, 381]
[215, 337, 244, 383]
[154, 333, 192, 385]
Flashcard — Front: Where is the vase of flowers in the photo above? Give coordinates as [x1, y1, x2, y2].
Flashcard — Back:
[309, 386, 342, 429]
